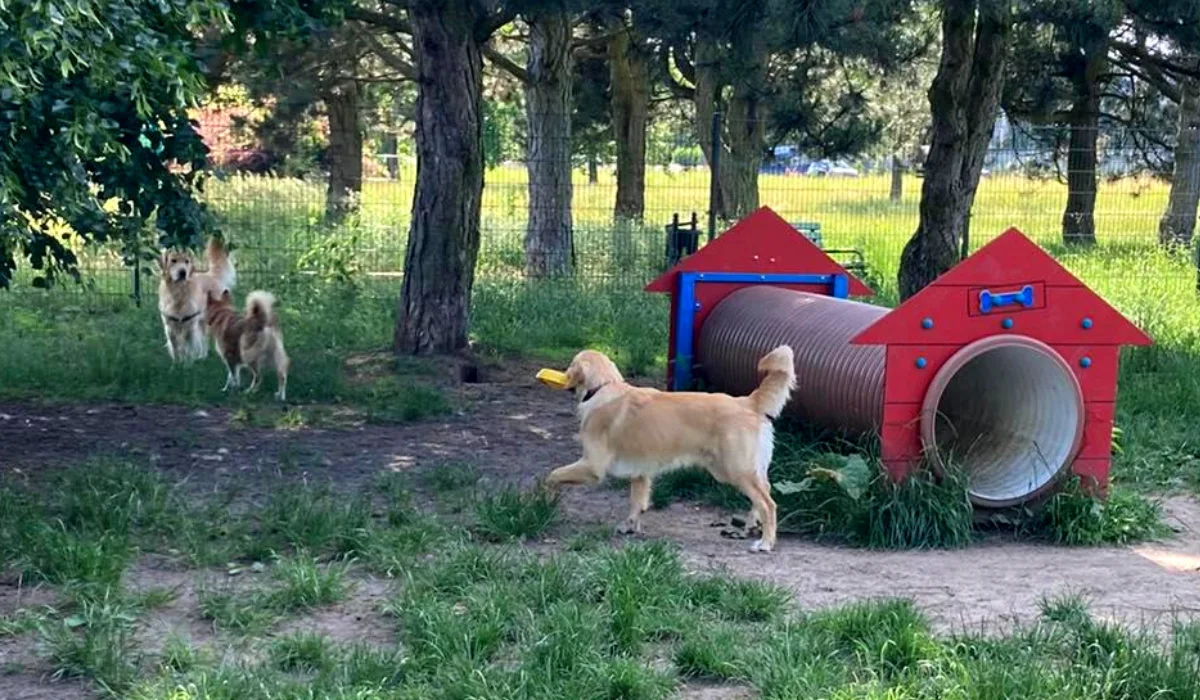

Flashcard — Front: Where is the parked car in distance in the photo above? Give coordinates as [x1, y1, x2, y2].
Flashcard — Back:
[806, 160, 860, 177]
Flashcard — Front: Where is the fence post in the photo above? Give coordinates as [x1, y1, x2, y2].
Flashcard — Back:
[131, 259, 141, 307]
[960, 215, 971, 262]
[707, 110, 721, 243]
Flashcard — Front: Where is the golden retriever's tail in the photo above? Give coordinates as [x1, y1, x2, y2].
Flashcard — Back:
[206, 237, 236, 290]
[747, 345, 796, 419]
[246, 290, 278, 328]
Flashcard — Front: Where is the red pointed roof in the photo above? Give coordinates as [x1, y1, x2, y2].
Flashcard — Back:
[851, 227, 1152, 347]
[644, 206, 873, 297]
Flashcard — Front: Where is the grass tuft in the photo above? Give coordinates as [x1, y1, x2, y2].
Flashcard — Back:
[1036, 479, 1169, 545]
[473, 485, 559, 542]
[268, 556, 351, 611]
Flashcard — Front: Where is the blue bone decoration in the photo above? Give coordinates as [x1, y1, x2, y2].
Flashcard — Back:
[978, 285, 1034, 314]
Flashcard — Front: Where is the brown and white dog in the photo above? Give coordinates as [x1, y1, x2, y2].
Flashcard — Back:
[545, 346, 796, 553]
[158, 238, 236, 362]
[205, 289, 290, 401]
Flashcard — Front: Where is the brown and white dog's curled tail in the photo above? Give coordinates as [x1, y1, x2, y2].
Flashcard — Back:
[747, 345, 796, 419]
[246, 290, 278, 328]
[206, 237, 236, 291]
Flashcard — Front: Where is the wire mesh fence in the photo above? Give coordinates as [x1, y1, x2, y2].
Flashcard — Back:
[12, 112, 1200, 312]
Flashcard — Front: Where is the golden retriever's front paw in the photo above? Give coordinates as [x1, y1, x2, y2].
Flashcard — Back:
[749, 539, 774, 553]
[616, 518, 642, 535]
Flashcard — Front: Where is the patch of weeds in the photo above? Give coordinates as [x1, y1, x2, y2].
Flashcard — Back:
[600, 657, 677, 700]
[675, 625, 752, 681]
[159, 633, 204, 673]
[421, 461, 480, 494]
[771, 445, 974, 549]
[857, 466, 974, 549]
[132, 586, 179, 611]
[336, 643, 407, 688]
[598, 541, 691, 653]
[1036, 479, 1168, 545]
[195, 581, 276, 634]
[268, 556, 351, 611]
[53, 460, 177, 534]
[522, 600, 607, 675]
[394, 586, 511, 670]
[424, 545, 518, 595]
[16, 524, 131, 586]
[253, 485, 373, 558]
[1, 606, 49, 637]
[685, 576, 789, 623]
[811, 598, 937, 676]
[474, 485, 559, 542]
[38, 589, 140, 695]
[1038, 592, 1093, 626]
[270, 631, 334, 673]
[356, 379, 451, 424]
[363, 516, 452, 577]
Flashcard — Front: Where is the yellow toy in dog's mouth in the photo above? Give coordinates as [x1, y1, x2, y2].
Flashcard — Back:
[536, 368, 569, 389]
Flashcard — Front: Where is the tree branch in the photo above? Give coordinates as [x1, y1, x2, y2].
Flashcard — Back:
[346, 6, 411, 34]
[477, 7, 516, 40]
[359, 31, 416, 80]
[482, 42, 529, 83]
[1113, 39, 1200, 81]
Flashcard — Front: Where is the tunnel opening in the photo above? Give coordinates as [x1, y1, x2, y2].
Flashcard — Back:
[920, 336, 1085, 508]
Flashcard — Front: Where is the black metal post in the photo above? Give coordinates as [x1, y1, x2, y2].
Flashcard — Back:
[960, 214, 971, 261]
[707, 110, 721, 243]
[131, 261, 141, 307]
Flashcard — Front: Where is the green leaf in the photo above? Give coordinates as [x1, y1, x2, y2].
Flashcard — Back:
[773, 478, 814, 495]
[835, 454, 871, 501]
[64, 614, 86, 629]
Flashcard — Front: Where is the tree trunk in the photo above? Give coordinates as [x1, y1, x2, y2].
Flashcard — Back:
[693, 33, 764, 221]
[587, 152, 599, 184]
[890, 154, 904, 202]
[1061, 39, 1106, 245]
[1160, 75, 1200, 248]
[394, 1, 484, 355]
[324, 81, 363, 223]
[609, 19, 649, 220]
[721, 79, 764, 219]
[383, 131, 399, 180]
[523, 12, 574, 278]
[899, 0, 1011, 300]
[694, 35, 725, 218]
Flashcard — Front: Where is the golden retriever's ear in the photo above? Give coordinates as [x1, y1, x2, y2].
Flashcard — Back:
[565, 361, 583, 390]
[159, 251, 170, 272]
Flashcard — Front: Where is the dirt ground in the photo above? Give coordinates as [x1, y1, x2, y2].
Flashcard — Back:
[3, 367, 1200, 640]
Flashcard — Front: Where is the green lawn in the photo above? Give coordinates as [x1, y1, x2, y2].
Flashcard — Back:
[1, 460, 1198, 699]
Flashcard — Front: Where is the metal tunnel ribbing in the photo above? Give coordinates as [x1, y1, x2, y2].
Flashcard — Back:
[697, 286, 887, 433]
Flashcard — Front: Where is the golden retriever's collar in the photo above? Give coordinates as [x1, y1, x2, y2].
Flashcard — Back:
[164, 310, 203, 325]
[581, 383, 609, 404]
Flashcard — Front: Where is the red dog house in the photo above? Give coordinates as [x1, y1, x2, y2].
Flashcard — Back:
[647, 207, 1150, 507]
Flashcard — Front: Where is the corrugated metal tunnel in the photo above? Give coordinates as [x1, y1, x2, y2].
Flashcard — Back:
[697, 286, 1085, 507]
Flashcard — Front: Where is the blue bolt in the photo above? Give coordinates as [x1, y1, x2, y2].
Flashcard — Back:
[1080, 357, 1092, 369]
[915, 357, 927, 369]
[693, 302, 702, 311]
[1081, 318, 1093, 329]
[1001, 318, 1014, 330]
[921, 317, 934, 330]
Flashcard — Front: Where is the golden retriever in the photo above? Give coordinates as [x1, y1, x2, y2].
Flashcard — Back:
[205, 289, 290, 401]
[158, 238, 236, 362]
[545, 345, 796, 552]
